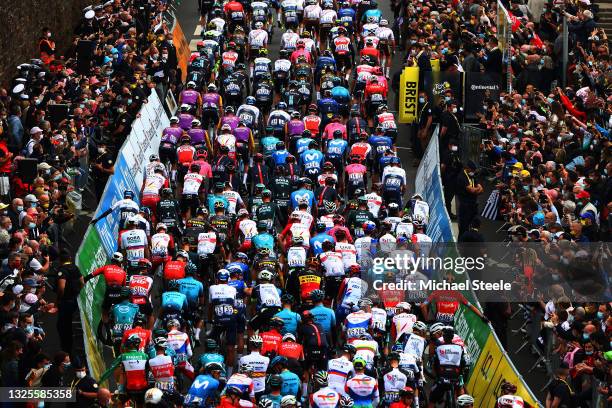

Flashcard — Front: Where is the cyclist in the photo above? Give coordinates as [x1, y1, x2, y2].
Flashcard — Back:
[209, 269, 239, 369]
[345, 356, 379, 408]
[184, 362, 223, 407]
[327, 343, 356, 396]
[311, 371, 340, 407]
[428, 327, 469, 408]
[84, 251, 127, 322]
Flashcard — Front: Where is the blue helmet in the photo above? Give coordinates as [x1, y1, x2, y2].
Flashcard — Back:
[227, 264, 243, 276]
[363, 221, 376, 232]
[277, 102, 288, 110]
[217, 269, 230, 281]
[124, 190, 135, 199]
[246, 96, 256, 105]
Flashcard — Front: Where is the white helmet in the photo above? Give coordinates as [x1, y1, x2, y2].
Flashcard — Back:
[170, 116, 179, 123]
[413, 321, 428, 332]
[255, 21, 264, 29]
[379, 19, 388, 26]
[187, 81, 197, 88]
[396, 302, 411, 311]
[457, 395, 475, 407]
[249, 335, 263, 347]
[144, 388, 163, 404]
[258, 270, 274, 281]
[281, 396, 298, 407]
[156, 223, 167, 231]
[192, 118, 201, 127]
[430, 322, 445, 335]
[111, 252, 124, 263]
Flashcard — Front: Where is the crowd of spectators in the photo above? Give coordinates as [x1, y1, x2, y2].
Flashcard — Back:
[0, 0, 180, 405]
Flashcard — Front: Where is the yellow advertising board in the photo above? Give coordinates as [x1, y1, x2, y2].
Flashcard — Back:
[398, 67, 419, 123]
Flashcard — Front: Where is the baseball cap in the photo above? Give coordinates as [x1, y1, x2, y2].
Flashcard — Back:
[30, 127, 43, 135]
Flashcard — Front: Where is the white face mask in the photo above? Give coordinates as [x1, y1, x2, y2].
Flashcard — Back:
[452, 108, 458, 114]
[75, 371, 86, 379]
[451, 146, 458, 152]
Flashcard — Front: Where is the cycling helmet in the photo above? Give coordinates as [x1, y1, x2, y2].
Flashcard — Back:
[176, 250, 189, 259]
[258, 270, 274, 281]
[413, 321, 428, 332]
[111, 252, 124, 263]
[281, 293, 295, 304]
[125, 333, 142, 349]
[269, 317, 285, 328]
[277, 101, 288, 110]
[349, 264, 361, 275]
[353, 356, 367, 369]
[442, 326, 455, 341]
[235, 252, 249, 261]
[401, 214, 413, 223]
[292, 235, 305, 245]
[430, 322, 445, 335]
[217, 269, 230, 281]
[281, 396, 298, 407]
[302, 309, 313, 320]
[226, 386, 243, 397]
[149, 154, 160, 162]
[259, 48, 269, 56]
[214, 200, 226, 210]
[225, 106, 235, 113]
[259, 398, 275, 408]
[239, 362, 252, 373]
[457, 395, 475, 407]
[205, 362, 224, 373]
[379, 19, 388, 26]
[363, 221, 376, 233]
[119, 287, 131, 300]
[185, 262, 197, 275]
[282, 333, 296, 341]
[156, 223, 167, 231]
[246, 96, 256, 105]
[400, 387, 415, 397]
[339, 396, 354, 408]
[207, 83, 217, 92]
[180, 104, 190, 112]
[310, 289, 325, 302]
[153, 337, 167, 349]
[412, 215, 425, 228]
[388, 351, 401, 361]
[313, 370, 328, 386]
[124, 190, 134, 199]
[133, 313, 146, 326]
[162, 187, 173, 196]
[396, 302, 411, 311]
[291, 111, 301, 119]
[170, 116, 179, 124]
[249, 335, 263, 348]
[271, 355, 288, 368]
[343, 343, 357, 354]
[411, 193, 424, 201]
[206, 338, 218, 350]
[324, 201, 337, 213]
[358, 298, 373, 309]
[166, 318, 180, 330]
[192, 118, 201, 127]
[255, 21, 264, 29]
[144, 388, 164, 404]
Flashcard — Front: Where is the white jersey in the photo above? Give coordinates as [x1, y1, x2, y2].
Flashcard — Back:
[296, 210, 314, 229]
[375, 26, 395, 42]
[237, 105, 261, 126]
[327, 356, 354, 396]
[151, 232, 172, 258]
[274, 58, 292, 73]
[290, 222, 311, 244]
[143, 173, 166, 196]
[411, 200, 430, 224]
[392, 313, 417, 341]
[364, 192, 382, 217]
[111, 198, 140, 221]
[403, 333, 426, 359]
[354, 236, 375, 262]
[353, 339, 379, 366]
[382, 166, 406, 186]
[183, 172, 204, 195]
[371, 307, 387, 332]
[345, 374, 379, 405]
[320, 250, 344, 277]
[258, 283, 282, 307]
[498, 395, 525, 408]
[312, 386, 340, 408]
[238, 219, 257, 240]
[210, 17, 226, 32]
[335, 242, 357, 270]
[435, 343, 463, 367]
[287, 246, 307, 268]
[227, 373, 255, 399]
[397, 353, 420, 382]
[281, 32, 300, 50]
[303, 38, 316, 53]
[340, 277, 368, 309]
[149, 354, 175, 389]
[239, 352, 269, 393]
[217, 133, 237, 157]
[222, 190, 243, 214]
[382, 367, 408, 403]
[197, 232, 217, 255]
[378, 233, 396, 253]
[120, 229, 148, 265]
[319, 9, 337, 25]
[249, 29, 269, 48]
[303, 4, 321, 20]
[167, 329, 193, 359]
[395, 222, 414, 238]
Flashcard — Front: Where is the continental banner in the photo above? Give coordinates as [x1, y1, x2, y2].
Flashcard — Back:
[77, 92, 170, 381]
[398, 67, 419, 123]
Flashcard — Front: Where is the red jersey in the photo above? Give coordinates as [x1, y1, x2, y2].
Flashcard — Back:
[426, 290, 469, 322]
[177, 145, 196, 167]
[163, 260, 186, 281]
[333, 36, 351, 55]
[303, 115, 322, 137]
[121, 327, 152, 352]
[365, 83, 387, 101]
[260, 329, 283, 356]
[224, 1, 245, 16]
[279, 342, 304, 360]
[360, 46, 380, 61]
[129, 275, 154, 305]
[92, 264, 127, 287]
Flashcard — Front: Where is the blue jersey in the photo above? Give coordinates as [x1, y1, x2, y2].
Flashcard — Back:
[290, 189, 315, 209]
[331, 86, 351, 105]
[252, 233, 275, 251]
[318, 98, 340, 117]
[296, 138, 313, 156]
[310, 233, 335, 255]
[207, 194, 229, 213]
[280, 369, 301, 396]
[225, 261, 250, 280]
[338, 7, 356, 26]
[184, 374, 220, 407]
[261, 136, 281, 158]
[274, 308, 301, 334]
[368, 135, 393, 159]
[361, 9, 382, 22]
[178, 276, 204, 308]
[111, 301, 139, 337]
[316, 56, 336, 72]
[272, 149, 290, 166]
[310, 304, 336, 336]
[161, 291, 188, 313]
[300, 148, 324, 172]
[378, 156, 394, 172]
[326, 139, 348, 160]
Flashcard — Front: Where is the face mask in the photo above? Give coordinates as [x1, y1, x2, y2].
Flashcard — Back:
[75, 371, 86, 379]
[47, 32, 52, 38]
[127, 99, 133, 105]
[557, 136, 562, 143]
[24, 325, 34, 334]
[445, 96, 451, 102]
[451, 146, 458, 152]
[28, 223, 36, 229]
[585, 350, 593, 355]
[17, 206, 24, 212]
[523, 185, 529, 192]
[452, 108, 457, 114]
[162, 53, 168, 60]
[568, 315, 575, 324]
[30, 203, 37, 208]
[583, 333, 590, 340]
[419, 97, 425, 103]
[597, 311, 604, 319]
[63, 362, 71, 369]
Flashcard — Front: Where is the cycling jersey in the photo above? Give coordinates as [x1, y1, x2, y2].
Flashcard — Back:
[178, 276, 205, 308]
[339, 277, 368, 310]
[328, 356, 354, 396]
[335, 242, 357, 271]
[209, 284, 238, 323]
[311, 386, 340, 408]
[424, 290, 469, 323]
[345, 374, 379, 407]
[149, 354, 175, 391]
[129, 275, 153, 305]
[161, 291, 188, 313]
[320, 250, 344, 276]
[151, 232, 173, 258]
[164, 260, 186, 281]
[275, 308, 301, 335]
[92, 264, 127, 287]
[310, 304, 336, 335]
[344, 311, 372, 342]
[353, 339, 378, 366]
[118, 350, 149, 391]
[239, 352, 270, 393]
[402, 333, 426, 360]
[260, 329, 283, 356]
[278, 341, 304, 359]
[381, 367, 408, 403]
[226, 373, 255, 399]
[184, 374, 220, 406]
[168, 328, 193, 360]
[111, 301, 139, 338]
[392, 313, 417, 341]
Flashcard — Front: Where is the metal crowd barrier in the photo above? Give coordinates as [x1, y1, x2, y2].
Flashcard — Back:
[461, 125, 487, 167]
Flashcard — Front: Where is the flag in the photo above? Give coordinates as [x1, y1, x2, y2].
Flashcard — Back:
[481, 189, 500, 220]
[508, 11, 521, 32]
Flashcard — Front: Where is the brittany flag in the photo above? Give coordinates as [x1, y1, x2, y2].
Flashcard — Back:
[481, 189, 500, 220]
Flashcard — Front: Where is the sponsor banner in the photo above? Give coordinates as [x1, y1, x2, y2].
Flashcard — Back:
[94, 92, 169, 256]
[75, 228, 108, 383]
[466, 334, 540, 408]
[398, 67, 419, 123]
[172, 21, 191, 82]
[78, 92, 169, 377]
[464, 73, 502, 120]
[422, 70, 463, 107]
